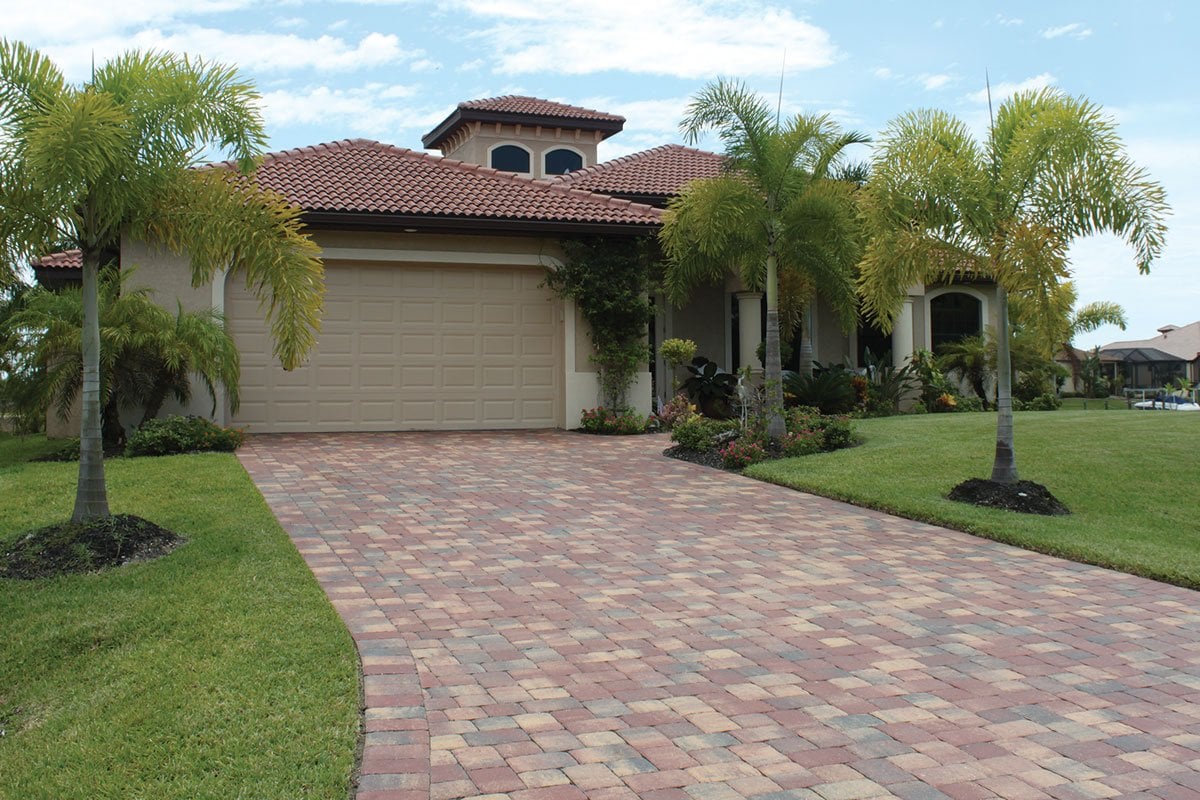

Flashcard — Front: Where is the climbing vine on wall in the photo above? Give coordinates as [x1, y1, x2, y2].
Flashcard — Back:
[543, 236, 656, 410]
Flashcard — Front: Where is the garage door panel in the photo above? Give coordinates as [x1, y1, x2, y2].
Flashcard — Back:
[228, 261, 560, 432]
[361, 401, 397, 423]
[401, 334, 435, 355]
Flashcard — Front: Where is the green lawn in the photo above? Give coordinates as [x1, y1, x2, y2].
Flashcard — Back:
[749, 411, 1200, 588]
[0, 435, 360, 800]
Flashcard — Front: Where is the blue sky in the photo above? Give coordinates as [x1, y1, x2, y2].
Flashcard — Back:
[12, 0, 1197, 349]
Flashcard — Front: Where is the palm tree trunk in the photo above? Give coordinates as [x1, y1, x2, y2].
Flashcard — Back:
[990, 285, 1018, 483]
[72, 247, 110, 522]
[764, 253, 786, 440]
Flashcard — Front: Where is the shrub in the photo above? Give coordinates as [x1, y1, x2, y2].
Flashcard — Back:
[659, 338, 698, 371]
[816, 415, 856, 451]
[783, 366, 856, 414]
[719, 438, 769, 470]
[125, 415, 244, 457]
[781, 429, 822, 457]
[785, 406, 856, 452]
[654, 394, 695, 431]
[1014, 393, 1062, 411]
[578, 406, 649, 435]
[955, 395, 985, 413]
[670, 414, 740, 451]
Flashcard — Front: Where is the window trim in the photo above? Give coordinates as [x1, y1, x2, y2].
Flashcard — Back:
[924, 286, 989, 350]
[542, 145, 586, 177]
[487, 142, 534, 175]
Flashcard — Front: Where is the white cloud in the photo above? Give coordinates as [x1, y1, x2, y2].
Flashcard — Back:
[922, 73, 953, 91]
[6, 0, 256, 46]
[410, 58, 443, 72]
[965, 72, 1057, 104]
[37, 27, 410, 79]
[458, 0, 837, 78]
[259, 83, 446, 140]
[1041, 23, 1093, 40]
[873, 67, 894, 80]
[994, 14, 1023, 26]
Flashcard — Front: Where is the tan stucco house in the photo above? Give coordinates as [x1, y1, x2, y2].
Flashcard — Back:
[34, 95, 998, 435]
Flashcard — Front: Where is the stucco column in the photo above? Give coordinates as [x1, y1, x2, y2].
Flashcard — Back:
[736, 291, 763, 370]
[893, 297, 915, 369]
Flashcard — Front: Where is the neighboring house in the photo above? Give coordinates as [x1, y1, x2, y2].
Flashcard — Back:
[1099, 322, 1200, 389]
[33, 95, 997, 435]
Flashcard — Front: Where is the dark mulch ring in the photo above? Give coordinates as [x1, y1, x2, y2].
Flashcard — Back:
[948, 478, 1071, 516]
[0, 514, 185, 580]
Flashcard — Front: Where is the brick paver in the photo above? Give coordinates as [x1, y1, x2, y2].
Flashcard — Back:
[239, 431, 1200, 800]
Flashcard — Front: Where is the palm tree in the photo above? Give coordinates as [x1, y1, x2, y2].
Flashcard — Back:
[858, 88, 1168, 483]
[937, 335, 991, 409]
[1013, 281, 1126, 391]
[660, 78, 866, 438]
[0, 42, 323, 521]
[6, 271, 240, 446]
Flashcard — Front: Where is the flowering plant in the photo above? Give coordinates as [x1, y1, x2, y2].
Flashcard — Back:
[579, 406, 649, 435]
[719, 438, 769, 470]
[654, 394, 696, 430]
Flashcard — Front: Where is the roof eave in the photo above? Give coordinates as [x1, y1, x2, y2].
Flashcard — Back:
[423, 108, 625, 149]
[302, 211, 659, 237]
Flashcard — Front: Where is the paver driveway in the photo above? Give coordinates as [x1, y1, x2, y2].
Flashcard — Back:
[239, 431, 1200, 800]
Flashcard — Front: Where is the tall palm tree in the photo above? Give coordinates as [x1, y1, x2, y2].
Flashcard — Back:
[859, 88, 1168, 483]
[660, 78, 866, 438]
[0, 41, 323, 521]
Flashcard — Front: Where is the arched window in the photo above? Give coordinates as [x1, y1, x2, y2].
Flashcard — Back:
[544, 148, 583, 175]
[930, 292, 982, 348]
[490, 144, 530, 173]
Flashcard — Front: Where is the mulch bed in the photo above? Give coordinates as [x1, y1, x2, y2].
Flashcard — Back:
[1, 514, 184, 580]
[664, 444, 728, 470]
[948, 478, 1070, 516]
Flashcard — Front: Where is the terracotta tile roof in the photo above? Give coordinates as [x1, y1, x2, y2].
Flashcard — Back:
[423, 96, 624, 149]
[236, 138, 659, 225]
[34, 139, 664, 272]
[32, 249, 82, 268]
[459, 95, 624, 123]
[554, 144, 724, 199]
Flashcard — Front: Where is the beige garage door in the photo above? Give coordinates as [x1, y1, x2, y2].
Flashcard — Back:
[226, 261, 561, 432]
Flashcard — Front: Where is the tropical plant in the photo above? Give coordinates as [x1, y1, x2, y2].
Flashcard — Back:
[660, 78, 866, 439]
[1079, 347, 1110, 398]
[937, 335, 992, 410]
[1012, 280, 1123, 395]
[0, 42, 324, 521]
[0, 282, 45, 433]
[860, 347, 915, 416]
[783, 364, 856, 414]
[5, 271, 240, 447]
[908, 348, 957, 410]
[859, 88, 1168, 482]
[681, 357, 737, 418]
